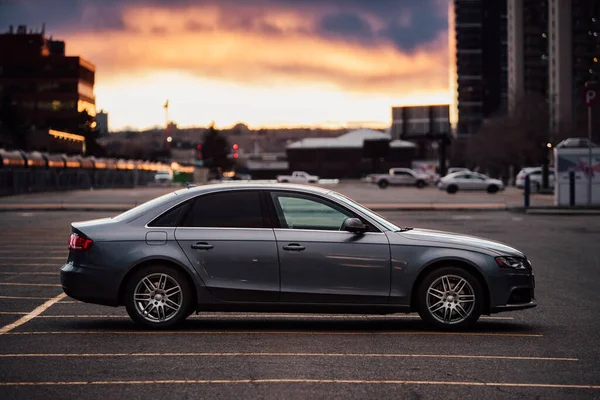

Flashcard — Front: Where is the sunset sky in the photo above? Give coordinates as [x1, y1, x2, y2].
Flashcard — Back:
[2, 0, 451, 131]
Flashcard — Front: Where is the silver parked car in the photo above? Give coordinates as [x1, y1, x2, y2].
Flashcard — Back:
[61, 184, 535, 329]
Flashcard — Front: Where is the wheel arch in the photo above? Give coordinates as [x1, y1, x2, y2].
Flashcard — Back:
[409, 258, 490, 314]
[118, 257, 199, 306]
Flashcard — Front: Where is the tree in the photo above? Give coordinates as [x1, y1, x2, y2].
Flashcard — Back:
[465, 92, 552, 179]
[202, 124, 233, 176]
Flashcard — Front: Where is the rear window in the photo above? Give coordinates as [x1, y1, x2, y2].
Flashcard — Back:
[148, 201, 190, 227]
[113, 192, 178, 221]
[183, 191, 264, 228]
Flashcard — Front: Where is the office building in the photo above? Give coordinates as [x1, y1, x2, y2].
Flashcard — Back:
[96, 110, 109, 134]
[451, 0, 508, 137]
[0, 25, 96, 145]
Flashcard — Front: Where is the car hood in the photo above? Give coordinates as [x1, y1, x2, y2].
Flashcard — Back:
[399, 228, 523, 256]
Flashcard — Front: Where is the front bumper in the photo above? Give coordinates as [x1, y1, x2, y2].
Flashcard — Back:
[60, 262, 120, 306]
[488, 271, 536, 314]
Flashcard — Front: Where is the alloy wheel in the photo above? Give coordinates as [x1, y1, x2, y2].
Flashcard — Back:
[133, 273, 183, 322]
[426, 274, 475, 324]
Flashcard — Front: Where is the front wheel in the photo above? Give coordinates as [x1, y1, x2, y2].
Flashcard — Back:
[378, 180, 389, 189]
[446, 184, 458, 194]
[417, 267, 484, 330]
[125, 265, 194, 329]
[487, 185, 499, 194]
[416, 180, 426, 189]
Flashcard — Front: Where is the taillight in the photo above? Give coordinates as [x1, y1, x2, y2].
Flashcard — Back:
[68, 233, 93, 251]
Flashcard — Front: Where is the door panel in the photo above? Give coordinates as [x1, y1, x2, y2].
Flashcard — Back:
[175, 228, 280, 302]
[268, 191, 391, 304]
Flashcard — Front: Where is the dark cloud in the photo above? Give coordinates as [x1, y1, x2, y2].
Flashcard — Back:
[0, 0, 447, 52]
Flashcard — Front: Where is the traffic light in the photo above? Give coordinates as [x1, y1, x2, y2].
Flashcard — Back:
[196, 144, 202, 160]
[232, 143, 239, 159]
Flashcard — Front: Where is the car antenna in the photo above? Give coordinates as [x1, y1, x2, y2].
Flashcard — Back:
[185, 182, 197, 189]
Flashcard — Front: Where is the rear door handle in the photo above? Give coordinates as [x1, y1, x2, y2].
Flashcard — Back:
[191, 242, 214, 250]
[283, 243, 305, 252]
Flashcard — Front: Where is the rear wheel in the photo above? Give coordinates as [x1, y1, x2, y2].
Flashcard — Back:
[417, 267, 484, 330]
[280, 180, 289, 183]
[487, 185, 499, 194]
[446, 184, 458, 194]
[378, 180, 389, 189]
[125, 265, 194, 329]
[416, 180, 426, 189]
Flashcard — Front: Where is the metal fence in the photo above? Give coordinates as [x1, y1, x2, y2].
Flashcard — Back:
[0, 168, 157, 196]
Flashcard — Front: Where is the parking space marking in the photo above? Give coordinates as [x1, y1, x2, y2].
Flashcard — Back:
[0, 296, 52, 300]
[0, 352, 576, 361]
[0, 282, 61, 287]
[29, 314, 513, 321]
[6, 331, 543, 337]
[0, 379, 597, 389]
[0, 257, 65, 260]
[0, 264, 62, 267]
[0, 272, 58, 275]
[0, 293, 66, 335]
[0, 312, 28, 315]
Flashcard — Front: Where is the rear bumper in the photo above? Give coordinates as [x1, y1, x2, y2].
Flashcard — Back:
[60, 263, 120, 306]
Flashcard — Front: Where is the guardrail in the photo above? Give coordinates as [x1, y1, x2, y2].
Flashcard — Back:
[0, 148, 192, 196]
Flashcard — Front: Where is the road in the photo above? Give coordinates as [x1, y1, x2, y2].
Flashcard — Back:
[0, 182, 553, 209]
[0, 210, 599, 399]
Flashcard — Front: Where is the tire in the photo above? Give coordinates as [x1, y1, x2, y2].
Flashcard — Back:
[446, 184, 458, 194]
[378, 180, 389, 189]
[125, 265, 194, 329]
[416, 180, 426, 189]
[309, 180, 317, 184]
[417, 267, 484, 330]
[487, 185, 499, 194]
[280, 180, 289, 183]
[533, 182, 541, 193]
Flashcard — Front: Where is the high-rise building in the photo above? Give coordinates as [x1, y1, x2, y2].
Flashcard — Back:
[0, 25, 96, 139]
[507, 0, 549, 111]
[96, 110, 109, 134]
[451, 0, 508, 137]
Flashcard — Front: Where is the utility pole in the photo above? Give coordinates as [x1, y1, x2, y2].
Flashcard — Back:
[584, 82, 597, 205]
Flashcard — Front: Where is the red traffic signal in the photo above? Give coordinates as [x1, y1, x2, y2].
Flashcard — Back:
[232, 144, 239, 150]
[197, 144, 202, 150]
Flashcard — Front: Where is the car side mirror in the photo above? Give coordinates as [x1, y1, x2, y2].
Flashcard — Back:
[341, 217, 367, 233]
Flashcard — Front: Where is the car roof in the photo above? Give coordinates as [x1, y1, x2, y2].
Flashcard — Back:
[175, 182, 333, 198]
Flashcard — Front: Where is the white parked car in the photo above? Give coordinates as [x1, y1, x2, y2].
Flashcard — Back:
[516, 167, 555, 192]
[154, 170, 173, 184]
[437, 172, 504, 194]
[276, 171, 319, 184]
[366, 168, 430, 189]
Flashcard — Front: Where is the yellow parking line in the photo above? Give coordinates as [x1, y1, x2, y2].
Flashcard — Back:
[0, 352, 576, 361]
[0, 296, 52, 300]
[0, 293, 67, 335]
[6, 331, 543, 337]
[0, 379, 597, 389]
[0, 264, 61, 267]
[0, 312, 28, 315]
[0, 282, 61, 287]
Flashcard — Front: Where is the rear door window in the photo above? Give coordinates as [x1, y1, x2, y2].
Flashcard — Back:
[184, 191, 264, 228]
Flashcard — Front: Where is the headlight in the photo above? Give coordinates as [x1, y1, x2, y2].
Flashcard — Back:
[495, 256, 529, 270]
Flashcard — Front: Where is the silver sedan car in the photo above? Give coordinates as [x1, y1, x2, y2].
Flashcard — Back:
[60, 184, 535, 329]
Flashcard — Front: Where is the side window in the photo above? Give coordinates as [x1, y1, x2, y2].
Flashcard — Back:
[456, 174, 468, 179]
[148, 201, 190, 227]
[271, 193, 354, 231]
[185, 191, 264, 228]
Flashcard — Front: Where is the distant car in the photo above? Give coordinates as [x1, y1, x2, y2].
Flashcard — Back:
[154, 170, 173, 184]
[516, 167, 555, 192]
[60, 183, 536, 330]
[434, 168, 471, 184]
[555, 138, 597, 148]
[366, 168, 430, 189]
[276, 171, 319, 184]
[438, 172, 504, 194]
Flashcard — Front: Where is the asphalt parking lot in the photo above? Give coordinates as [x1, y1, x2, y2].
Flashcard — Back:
[1, 210, 599, 399]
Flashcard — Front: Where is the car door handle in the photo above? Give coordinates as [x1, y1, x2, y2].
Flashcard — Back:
[191, 242, 214, 250]
[283, 243, 305, 251]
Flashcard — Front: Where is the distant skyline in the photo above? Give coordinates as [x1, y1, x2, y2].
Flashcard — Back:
[1, 0, 451, 130]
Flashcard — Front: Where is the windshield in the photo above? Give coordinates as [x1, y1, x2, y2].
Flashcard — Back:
[329, 191, 400, 232]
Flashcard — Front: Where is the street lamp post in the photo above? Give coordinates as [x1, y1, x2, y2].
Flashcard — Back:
[584, 83, 597, 205]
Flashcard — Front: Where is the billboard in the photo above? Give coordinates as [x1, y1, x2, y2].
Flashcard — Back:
[391, 105, 451, 140]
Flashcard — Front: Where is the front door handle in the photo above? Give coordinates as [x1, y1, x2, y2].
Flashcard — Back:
[191, 242, 214, 250]
[283, 243, 305, 252]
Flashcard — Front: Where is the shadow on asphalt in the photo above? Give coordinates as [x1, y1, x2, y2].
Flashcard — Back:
[38, 317, 542, 334]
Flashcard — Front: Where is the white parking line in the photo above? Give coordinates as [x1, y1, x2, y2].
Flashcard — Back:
[0, 352, 577, 361]
[0, 272, 58, 275]
[0, 282, 61, 287]
[0, 295, 53, 300]
[0, 293, 66, 335]
[0, 264, 62, 267]
[0, 378, 597, 389]
[0, 257, 65, 260]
